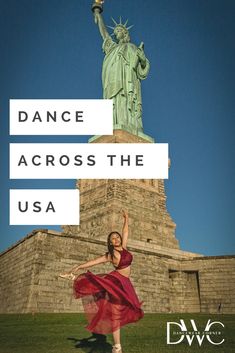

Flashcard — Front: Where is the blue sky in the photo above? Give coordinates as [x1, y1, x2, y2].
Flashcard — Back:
[0, 0, 235, 255]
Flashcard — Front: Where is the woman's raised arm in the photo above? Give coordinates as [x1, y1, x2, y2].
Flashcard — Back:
[121, 210, 129, 249]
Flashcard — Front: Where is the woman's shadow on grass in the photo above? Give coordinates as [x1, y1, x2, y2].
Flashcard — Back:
[67, 333, 112, 353]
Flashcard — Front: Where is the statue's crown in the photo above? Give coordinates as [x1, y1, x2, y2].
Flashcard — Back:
[107, 17, 134, 33]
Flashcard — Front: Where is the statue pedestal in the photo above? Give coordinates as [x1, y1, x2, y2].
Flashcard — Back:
[62, 129, 179, 250]
[89, 127, 154, 143]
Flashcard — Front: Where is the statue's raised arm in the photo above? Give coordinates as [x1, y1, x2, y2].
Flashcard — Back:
[92, 1, 109, 40]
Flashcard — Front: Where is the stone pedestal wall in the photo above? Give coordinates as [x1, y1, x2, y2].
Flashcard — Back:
[73, 179, 178, 249]
[62, 130, 179, 250]
[0, 231, 170, 313]
[0, 232, 38, 313]
[169, 271, 200, 313]
[180, 257, 235, 314]
[1, 230, 234, 314]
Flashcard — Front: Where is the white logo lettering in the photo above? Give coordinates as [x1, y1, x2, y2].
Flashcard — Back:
[166, 319, 225, 346]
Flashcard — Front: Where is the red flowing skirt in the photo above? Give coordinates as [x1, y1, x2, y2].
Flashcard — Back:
[73, 270, 144, 334]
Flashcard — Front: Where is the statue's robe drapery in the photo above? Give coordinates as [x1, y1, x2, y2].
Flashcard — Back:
[102, 36, 150, 132]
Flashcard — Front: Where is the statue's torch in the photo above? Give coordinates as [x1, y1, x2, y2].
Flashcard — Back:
[92, 0, 104, 14]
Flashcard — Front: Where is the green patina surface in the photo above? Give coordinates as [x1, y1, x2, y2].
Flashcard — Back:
[93, 4, 150, 135]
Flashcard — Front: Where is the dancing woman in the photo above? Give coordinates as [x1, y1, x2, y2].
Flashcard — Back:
[60, 210, 144, 353]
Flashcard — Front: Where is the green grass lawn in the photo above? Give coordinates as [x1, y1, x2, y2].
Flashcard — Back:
[0, 313, 234, 353]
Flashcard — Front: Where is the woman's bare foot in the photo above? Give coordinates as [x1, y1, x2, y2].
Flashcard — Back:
[112, 344, 122, 353]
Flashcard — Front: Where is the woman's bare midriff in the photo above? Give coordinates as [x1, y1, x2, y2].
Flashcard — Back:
[116, 265, 131, 278]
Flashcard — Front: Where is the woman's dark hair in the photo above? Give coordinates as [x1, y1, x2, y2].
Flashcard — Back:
[106, 231, 122, 259]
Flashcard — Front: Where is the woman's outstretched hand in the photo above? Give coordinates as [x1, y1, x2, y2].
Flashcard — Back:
[121, 209, 128, 219]
[59, 271, 76, 281]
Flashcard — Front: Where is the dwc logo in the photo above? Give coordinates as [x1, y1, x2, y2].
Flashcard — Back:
[167, 319, 225, 346]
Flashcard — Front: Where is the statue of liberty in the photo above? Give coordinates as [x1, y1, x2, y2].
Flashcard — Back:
[92, 1, 150, 134]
